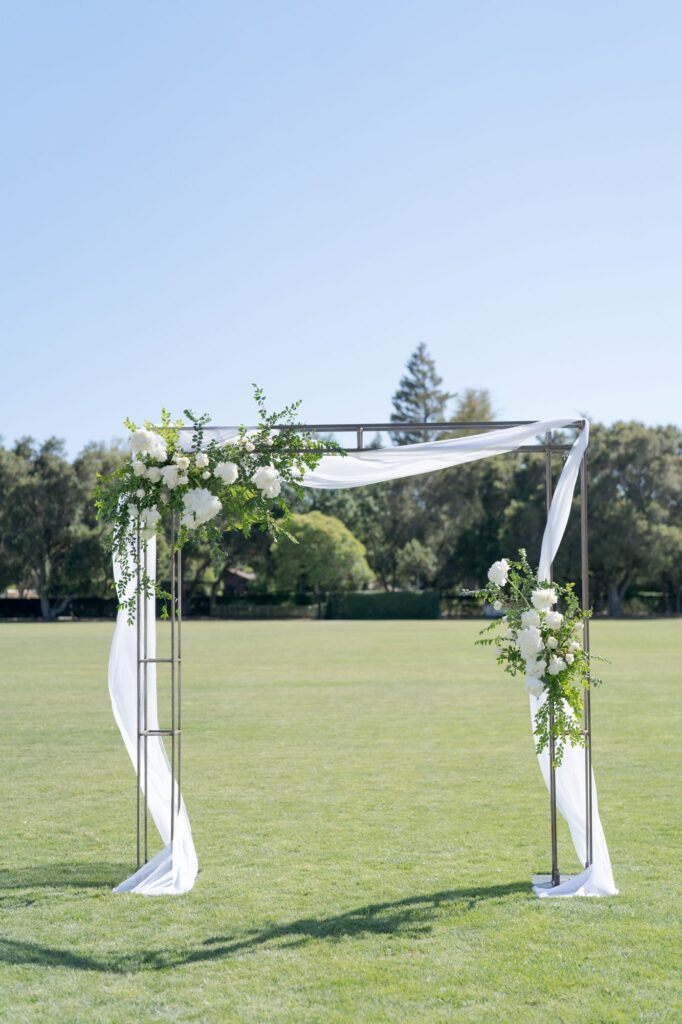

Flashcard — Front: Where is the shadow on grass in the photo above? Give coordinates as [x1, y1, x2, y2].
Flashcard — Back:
[0, 861, 131, 892]
[0, 881, 528, 973]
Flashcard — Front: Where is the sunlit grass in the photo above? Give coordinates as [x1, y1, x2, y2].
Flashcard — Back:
[1, 620, 680, 1022]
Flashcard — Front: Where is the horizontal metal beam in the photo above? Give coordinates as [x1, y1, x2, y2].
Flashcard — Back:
[181, 420, 585, 433]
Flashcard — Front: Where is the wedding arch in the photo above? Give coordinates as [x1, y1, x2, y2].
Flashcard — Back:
[105, 415, 617, 899]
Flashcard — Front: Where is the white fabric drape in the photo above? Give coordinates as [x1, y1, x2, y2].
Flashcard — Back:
[109, 537, 198, 894]
[298, 417, 616, 898]
[108, 416, 615, 897]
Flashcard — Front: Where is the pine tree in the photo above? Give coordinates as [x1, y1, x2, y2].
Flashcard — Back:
[390, 343, 454, 445]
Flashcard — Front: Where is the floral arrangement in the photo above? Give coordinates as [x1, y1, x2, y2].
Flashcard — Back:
[95, 387, 337, 621]
[470, 550, 595, 765]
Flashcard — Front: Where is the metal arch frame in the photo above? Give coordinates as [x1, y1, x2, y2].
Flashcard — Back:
[135, 418, 592, 888]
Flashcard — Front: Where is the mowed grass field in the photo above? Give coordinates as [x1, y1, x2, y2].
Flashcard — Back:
[1, 619, 680, 1023]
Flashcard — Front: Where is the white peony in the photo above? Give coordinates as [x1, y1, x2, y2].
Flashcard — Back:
[487, 559, 510, 587]
[252, 465, 281, 499]
[195, 452, 209, 468]
[142, 506, 160, 539]
[545, 610, 563, 630]
[174, 455, 190, 471]
[547, 655, 567, 676]
[518, 625, 543, 660]
[525, 677, 545, 698]
[531, 587, 558, 611]
[214, 461, 239, 485]
[161, 465, 182, 490]
[146, 465, 162, 483]
[521, 609, 541, 629]
[130, 428, 167, 462]
[181, 487, 222, 528]
[132, 460, 147, 477]
[525, 658, 545, 678]
[546, 635, 558, 650]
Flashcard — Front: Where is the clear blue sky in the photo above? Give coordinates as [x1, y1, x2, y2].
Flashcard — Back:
[2, 1, 680, 455]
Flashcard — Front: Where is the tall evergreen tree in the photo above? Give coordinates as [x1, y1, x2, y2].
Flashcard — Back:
[390, 342, 454, 444]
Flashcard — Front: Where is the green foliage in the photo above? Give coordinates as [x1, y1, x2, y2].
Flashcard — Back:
[270, 511, 373, 596]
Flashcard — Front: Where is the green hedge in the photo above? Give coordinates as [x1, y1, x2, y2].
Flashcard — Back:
[326, 590, 440, 620]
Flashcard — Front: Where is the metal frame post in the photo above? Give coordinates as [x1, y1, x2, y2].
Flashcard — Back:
[135, 517, 183, 869]
[544, 433, 561, 887]
[580, 452, 594, 867]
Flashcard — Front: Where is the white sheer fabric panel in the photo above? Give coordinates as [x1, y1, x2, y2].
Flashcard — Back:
[108, 537, 198, 894]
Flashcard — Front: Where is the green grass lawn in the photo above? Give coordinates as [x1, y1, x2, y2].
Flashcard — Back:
[1, 619, 681, 1023]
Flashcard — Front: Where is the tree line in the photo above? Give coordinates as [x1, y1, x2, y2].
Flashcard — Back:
[1, 343, 681, 619]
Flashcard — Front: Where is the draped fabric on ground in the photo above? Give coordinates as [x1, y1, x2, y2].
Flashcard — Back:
[109, 537, 198, 894]
[108, 416, 615, 897]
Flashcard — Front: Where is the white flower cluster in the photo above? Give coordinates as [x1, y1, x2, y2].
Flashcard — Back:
[251, 465, 281, 499]
[126, 423, 287, 539]
[486, 559, 581, 699]
[181, 488, 222, 528]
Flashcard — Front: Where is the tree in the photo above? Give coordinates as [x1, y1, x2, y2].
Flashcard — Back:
[270, 511, 373, 615]
[0, 438, 86, 619]
[390, 342, 454, 444]
[587, 422, 682, 615]
[395, 538, 438, 589]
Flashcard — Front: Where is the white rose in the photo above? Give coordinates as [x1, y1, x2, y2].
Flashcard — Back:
[181, 487, 222, 528]
[132, 460, 147, 478]
[487, 559, 510, 587]
[127, 502, 139, 517]
[252, 465, 281, 498]
[161, 465, 181, 490]
[265, 436, 274, 446]
[214, 461, 239, 485]
[244, 440, 255, 452]
[202, 470, 211, 480]
[531, 588, 558, 611]
[130, 428, 167, 462]
[493, 600, 502, 611]
[569, 640, 581, 652]
[146, 466, 162, 483]
[521, 609, 541, 628]
[525, 658, 545, 679]
[135, 488, 145, 498]
[195, 452, 209, 468]
[158, 489, 170, 503]
[525, 677, 545, 698]
[547, 655, 567, 676]
[518, 626, 543, 661]
[546, 635, 558, 650]
[174, 455, 190, 471]
[566, 653, 575, 665]
[545, 610, 563, 630]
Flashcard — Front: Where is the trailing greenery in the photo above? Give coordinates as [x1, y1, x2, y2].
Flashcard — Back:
[93, 388, 338, 622]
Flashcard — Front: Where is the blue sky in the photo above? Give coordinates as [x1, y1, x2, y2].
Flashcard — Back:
[2, 1, 680, 455]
